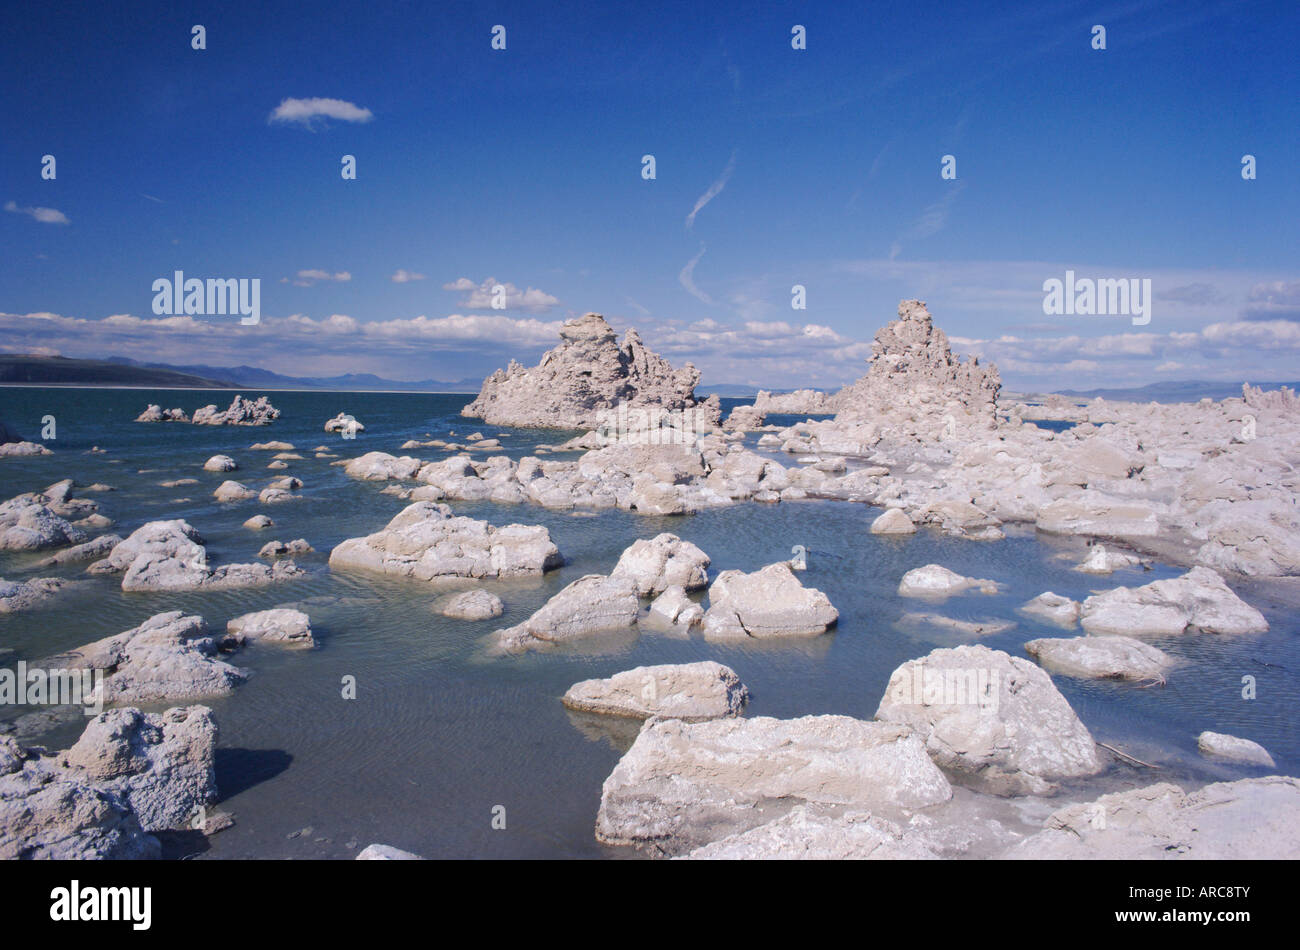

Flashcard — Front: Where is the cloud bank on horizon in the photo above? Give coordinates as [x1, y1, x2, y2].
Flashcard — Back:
[2, 0, 1297, 392]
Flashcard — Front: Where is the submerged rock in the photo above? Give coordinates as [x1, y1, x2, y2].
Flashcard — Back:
[562, 661, 748, 721]
[595, 715, 951, 855]
[434, 588, 504, 621]
[463, 312, 718, 430]
[701, 562, 838, 640]
[1019, 591, 1080, 627]
[875, 644, 1103, 795]
[225, 608, 315, 648]
[1197, 731, 1275, 768]
[897, 564, 1000, 598]
[0, 576, 71, 613]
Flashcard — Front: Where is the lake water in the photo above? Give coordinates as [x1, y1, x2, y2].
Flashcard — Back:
[1, 387, 1296, 858]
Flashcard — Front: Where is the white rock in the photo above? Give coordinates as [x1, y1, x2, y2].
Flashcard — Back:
[225, 608, 314, 648]
[1080, 567, 1268, 636]
[702, 562, 838, 640]
[562, 661, 748, 721]
[1197, 731, 1275, 767]
[595, 715, 951, 855]
[491, 574, 639, 654]
[1024, 635, 1171, 682]
[870, 508, 916, 534]
[898, 564, 1000, 598]
[875, 644, 1102, 795]
[610, 533, 710, 596]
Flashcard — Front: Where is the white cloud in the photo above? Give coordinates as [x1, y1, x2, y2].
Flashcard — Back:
[442, 277, 559, 312]
[390, 269, 426, 283]
[685, 151, 737, 229]
[678, 246, 715, 306]
[284, 269, 352, 287]
[268, 97, 374, 127]
[5, 201, 69, 225]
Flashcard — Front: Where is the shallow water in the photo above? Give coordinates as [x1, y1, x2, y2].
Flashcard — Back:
[1, 387, 1296, 858]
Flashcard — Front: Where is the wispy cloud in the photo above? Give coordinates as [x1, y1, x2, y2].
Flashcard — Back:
[889, 183, 965, 260]
[5, 201, 69, 225]
[140, 194, 165, 204]
[390, 269, 426, 284]
[678, 245, 715, 305]
[685, 151, 737, 229]
[268, 97, 374, 128]
[282, 269, 352, 287]
[442, 277, 559, 312]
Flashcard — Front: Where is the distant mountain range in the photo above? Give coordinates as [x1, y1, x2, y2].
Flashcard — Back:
[5, 354, 1293, 405]
[1049, 380, 1299, 403]
[0, 354, 482, 392]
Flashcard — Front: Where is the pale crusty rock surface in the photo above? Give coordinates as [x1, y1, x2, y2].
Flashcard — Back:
[329, 502, 562, 582]
[875, 644, 1102, 796]
[88, 519, 303, 591]
[463, 312, 719, 430]
[0, 576, 72, 613]
[434, 588, 504, 620]
[203, 454, 237, 472]
[610, 533, 710, 596]
[1024, 635, 1171, 682]
[213, 479, 256, 502]
[1077, 543, 1142, 574]
[595, 715, 951, 855]
[135, 405, 189, 423]
[53, 611, 248, 705]
[225, 608, 315, 648]
[1079, 566, 1268, 636]
[258, 538, 312, 558]
[683, 803, 939, 860]
[1009, 777, 1300, 859]
[1197, 731, 1275, 768]
[644, 585, 704, 629]
[356, 843, 423, 859]
[324, 412, 365, 433]
[35, 533, 122, 567]
[0, 705, 218, 859]
[871, 507, 917, 534]
[897, 564, 1000, 598]
[57, 705, 218, 833]
[701, 562, 837, 640]
[1019, 591, 1080, 626]
[828, 299, 1001, 429]
[491, 574, 639, 654]
[0, 488, 88, 551]
[191, 394, 280, 426]
[562, 661, 748, 721]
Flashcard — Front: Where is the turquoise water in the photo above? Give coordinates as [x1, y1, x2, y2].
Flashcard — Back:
[1, 387, 1296, 858]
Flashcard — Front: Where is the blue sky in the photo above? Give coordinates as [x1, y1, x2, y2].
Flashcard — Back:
[2, 0, 1297, 391]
